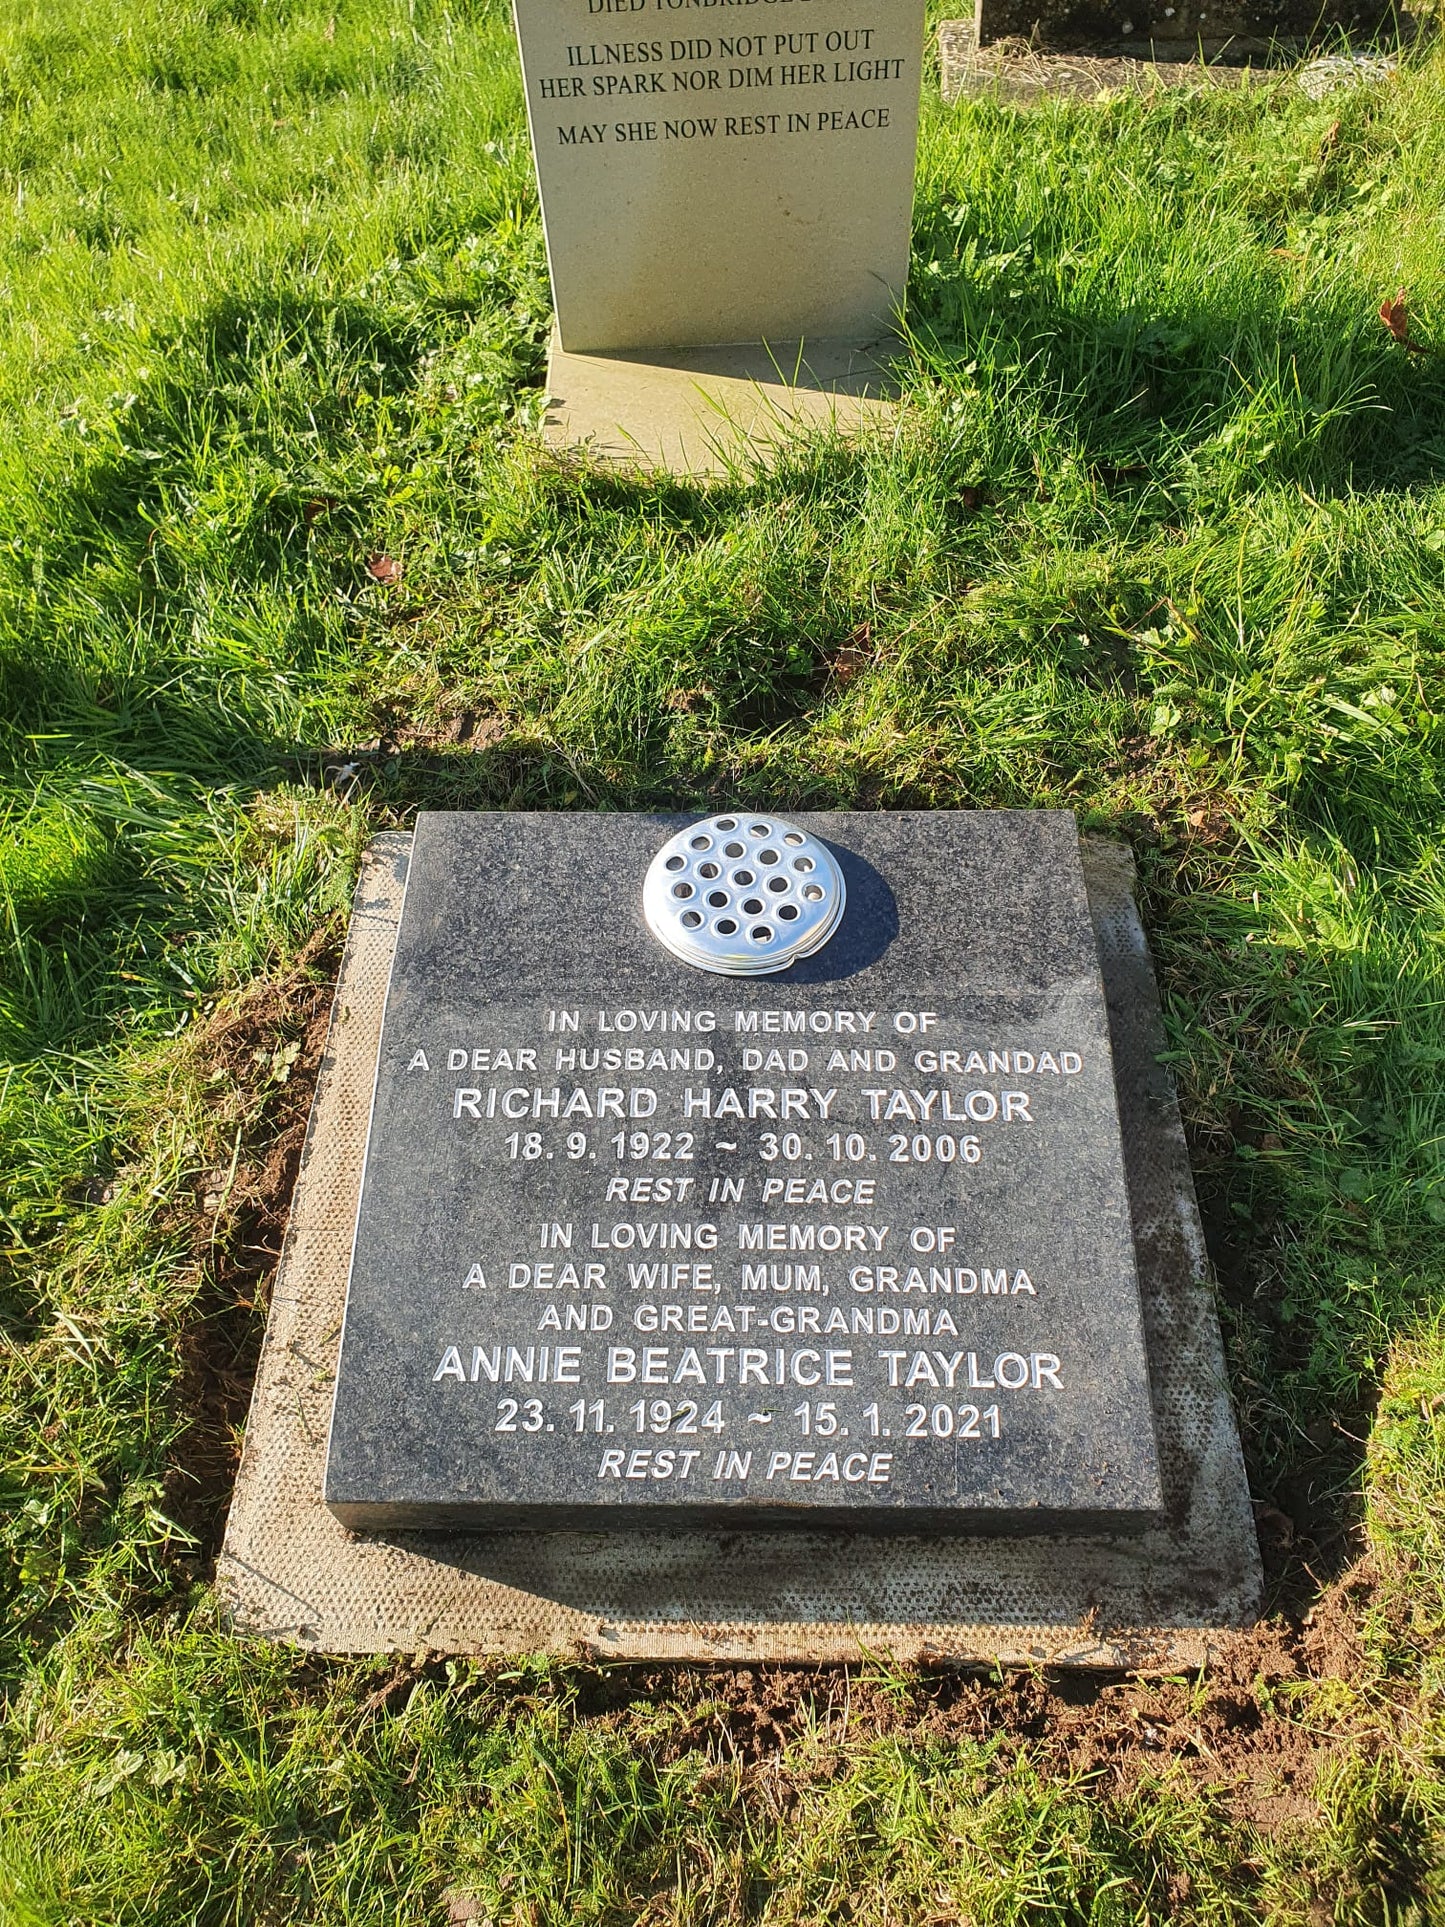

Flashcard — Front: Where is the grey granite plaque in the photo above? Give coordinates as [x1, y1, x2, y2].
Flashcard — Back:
[324, 812, 1163, 1533]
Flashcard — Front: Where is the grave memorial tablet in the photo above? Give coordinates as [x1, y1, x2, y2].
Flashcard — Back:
[324, 812, 1164, 1532]
[511, 0, 929, 353]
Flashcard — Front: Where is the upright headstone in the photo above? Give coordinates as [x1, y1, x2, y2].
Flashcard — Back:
[324, 811, 1164, 1533]
[510, 0, 928, 469]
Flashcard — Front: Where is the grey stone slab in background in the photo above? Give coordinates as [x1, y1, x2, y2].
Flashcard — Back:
[953, 0, 1399, 62]
[325, 813, 1162, 1535]
[218, 831, 1261, 1665]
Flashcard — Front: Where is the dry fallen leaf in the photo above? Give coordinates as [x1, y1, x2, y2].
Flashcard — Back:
[1380, 290, 1411, 342]
[367, 552, 402, 584]
[831, 620, 874, 684]
[1380, 289, 1430, 354]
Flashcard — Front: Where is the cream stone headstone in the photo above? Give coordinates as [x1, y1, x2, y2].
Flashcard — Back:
[511, 0, 928, 471]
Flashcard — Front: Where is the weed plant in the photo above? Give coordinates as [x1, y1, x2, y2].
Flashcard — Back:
[1, 0, 1444, 1919]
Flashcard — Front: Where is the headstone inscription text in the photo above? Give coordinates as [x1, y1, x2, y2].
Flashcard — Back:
[324, 812, 1164, 1531]
[510, 0, 929, 352]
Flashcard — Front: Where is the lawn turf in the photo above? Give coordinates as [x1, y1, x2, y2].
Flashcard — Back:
[2, 0, 1445, 1919]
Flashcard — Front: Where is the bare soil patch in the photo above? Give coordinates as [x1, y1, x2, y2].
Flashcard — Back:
[548, 1576, 1377, 1835]
[164, 944, 338, 1569]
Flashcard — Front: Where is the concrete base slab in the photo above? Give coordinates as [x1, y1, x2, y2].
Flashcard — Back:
[542, 332, 899, 479]
[939, 21, 1266, 101]
[938, 20, 1402, 103]
[218, 832, 1262, 1665]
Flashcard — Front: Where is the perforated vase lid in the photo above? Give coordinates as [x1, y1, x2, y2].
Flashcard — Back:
[642, 813, 846, 976]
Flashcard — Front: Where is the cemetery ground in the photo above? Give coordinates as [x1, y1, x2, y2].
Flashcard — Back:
[1, 0, 1444, 1918]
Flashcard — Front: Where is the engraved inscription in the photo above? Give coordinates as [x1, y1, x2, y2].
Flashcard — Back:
[404, 1004, 1096, 1493]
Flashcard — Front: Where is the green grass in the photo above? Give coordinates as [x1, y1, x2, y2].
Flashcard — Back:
[3, 0, 1445, 1918]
